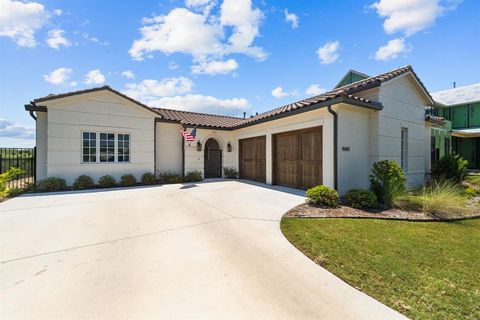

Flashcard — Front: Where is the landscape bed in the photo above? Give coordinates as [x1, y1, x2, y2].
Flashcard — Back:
[281, 217, 480, 320]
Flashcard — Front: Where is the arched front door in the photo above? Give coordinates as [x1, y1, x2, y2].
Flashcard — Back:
[204, 138, 222, 178]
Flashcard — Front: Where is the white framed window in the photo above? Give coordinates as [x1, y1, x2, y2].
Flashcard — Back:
[100, 133, 115, 162]
[401, 127, 408, 172]
[81, 132, 130, 163]
[117, 134, 130, 162]
[82, 132, 97, 163]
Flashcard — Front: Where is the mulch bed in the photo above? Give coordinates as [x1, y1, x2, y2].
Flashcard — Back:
[285, 196, 480, 221]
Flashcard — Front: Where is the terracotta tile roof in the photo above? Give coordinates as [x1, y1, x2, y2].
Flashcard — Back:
[28, 65, 430, 130]
[153, 108, 245, 128]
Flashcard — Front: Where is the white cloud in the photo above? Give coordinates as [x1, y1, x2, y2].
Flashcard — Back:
[129, 8, 223, 61]
[53, 9, 62, 16]
[0, 0, 50, 47]
[169, 61, 179, 70]
[284, 9, 298, 29]
[316, 41, 340, 64]
[220, 0, 265, 59]
[43, 67, 72, 85]
[371, 0, 462, 36]
[46, 29, 71, 49]
[79, 31, 109, 46]
[191, 58, 238, 75]
[185, 0, 216, 15]
[124, 77, 193, 100]
[121, 70, 135, 79]
[149, 94, 249, 114]
[84, 69, 106, 85]
[0, 119, 35, 140]
[305, 84, 326, 96]
[271, 86, 296, 98]
[129, 0, 266, 64]
[375, 38, 412, 61]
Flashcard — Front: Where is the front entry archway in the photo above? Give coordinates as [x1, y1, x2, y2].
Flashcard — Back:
[204, 138, 222, 178]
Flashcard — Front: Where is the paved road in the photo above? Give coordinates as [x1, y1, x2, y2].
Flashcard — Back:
[0, 180, 406, 319]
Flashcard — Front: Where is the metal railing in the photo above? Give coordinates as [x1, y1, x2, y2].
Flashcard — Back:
[0, 147, 36, 188]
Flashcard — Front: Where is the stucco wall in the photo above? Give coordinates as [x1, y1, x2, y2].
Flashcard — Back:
[156, 122, 183, 174]
[184, 128, 237, 177]
[378, 74, 429, 186]
[41, 91, 157, 184]
[35, 112, 48, 180]
[336, 104, 376, 194]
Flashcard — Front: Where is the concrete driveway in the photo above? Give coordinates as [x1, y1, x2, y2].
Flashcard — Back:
[0, 180, 405, 319]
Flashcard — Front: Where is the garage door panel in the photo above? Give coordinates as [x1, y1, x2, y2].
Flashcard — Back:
[274, 127, 323, 190]
[239, 136, 266, 183]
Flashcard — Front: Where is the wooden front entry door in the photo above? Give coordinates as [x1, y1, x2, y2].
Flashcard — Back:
[273, 126, 323, 189]
[239, 136, 266, 183]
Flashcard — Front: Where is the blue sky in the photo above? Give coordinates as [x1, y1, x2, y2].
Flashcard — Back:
[1, 0, 479, 147]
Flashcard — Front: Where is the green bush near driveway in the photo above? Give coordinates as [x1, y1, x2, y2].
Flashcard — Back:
[345, 189, 377, 209]
[281, 217, 480, 320]
[120, 174, 137, 186]
[98, 175, 116, 188]
[306, 185, 339, 207]
[141, 172, 157, 185]
[223, 167, 238, 179]
[157, 171, 183, 184]
[184, 170, 203, 182]
[37, 177, 67, 192]
[73, 175, 94, 190]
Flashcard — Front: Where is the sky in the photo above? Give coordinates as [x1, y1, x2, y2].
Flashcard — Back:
[0, 0, 479, 147]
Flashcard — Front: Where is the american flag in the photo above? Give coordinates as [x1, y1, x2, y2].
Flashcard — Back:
[180, 127, 197, 141]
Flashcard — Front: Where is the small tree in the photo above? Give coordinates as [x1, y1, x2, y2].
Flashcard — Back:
[370, 160, 406, 207]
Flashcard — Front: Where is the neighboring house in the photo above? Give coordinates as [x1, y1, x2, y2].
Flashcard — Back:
[431, 83, 480, 169]
[25, 65, 440, 194]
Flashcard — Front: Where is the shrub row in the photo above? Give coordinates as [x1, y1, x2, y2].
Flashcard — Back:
[35, 170, 205, 193]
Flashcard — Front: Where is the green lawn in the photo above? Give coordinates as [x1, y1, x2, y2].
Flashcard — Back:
[281, 218, 480, 320]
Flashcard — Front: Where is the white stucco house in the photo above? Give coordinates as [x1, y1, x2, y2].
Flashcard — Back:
[25, 65, 444, 194]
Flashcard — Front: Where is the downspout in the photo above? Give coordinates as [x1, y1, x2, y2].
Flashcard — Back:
[29, 110, 37, 121]
[153, 119, 157, 176]
[181, 125, 186, 180]
[327, 105, 338, 190]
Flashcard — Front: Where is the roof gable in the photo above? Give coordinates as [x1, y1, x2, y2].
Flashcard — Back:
[334, 70, 370, 88]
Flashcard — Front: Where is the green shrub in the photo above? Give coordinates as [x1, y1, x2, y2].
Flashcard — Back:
[184, 171, 203, 182]
[394, 180, 467, 218]
[120, 174, 137, 186]
[158, 171, 183, 184]
[306, 185, 339, 207]
[98, 175, 116, 188]
[37, 177, 67, 192]
[370, 160, 406, 207]
[431, 154, 468, 182]
[3, 187, 24, 198]
[73, 175, 94, 190]
[223, 167, 238, 179]
[345, 189, 377, 209]
[141, 172, 157, 185]
[0, 167, 25, 195]
[463, 186, 478, 198]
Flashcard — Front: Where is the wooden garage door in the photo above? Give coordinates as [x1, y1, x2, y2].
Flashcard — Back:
[239, 136, 266, 183]
[273, 126, 322, 189]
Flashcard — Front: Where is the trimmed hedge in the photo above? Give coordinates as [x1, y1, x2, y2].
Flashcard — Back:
[98, 175, 116, 188]
[158, 171, 183, 184]
[184, 171, 203, 182]
[73, 175, 94, 190]
[120, 174, 137, 186]
[141, 172, 157, 185]
[306, 185, 339, 207]
[345, 189, 377, 209]
[223, 167, 238, 179]
[37, 177, 66, 192]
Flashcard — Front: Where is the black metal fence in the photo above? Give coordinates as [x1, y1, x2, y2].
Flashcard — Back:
[0, 147, 36, 188]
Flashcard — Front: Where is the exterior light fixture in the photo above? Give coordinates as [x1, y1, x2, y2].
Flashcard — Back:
[227, 142, 232, 152]
[197, 141, 202, 151]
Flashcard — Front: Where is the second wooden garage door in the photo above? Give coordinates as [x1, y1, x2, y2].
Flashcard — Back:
[273, 126, 323, 189]
[239, 136, 266, 183]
